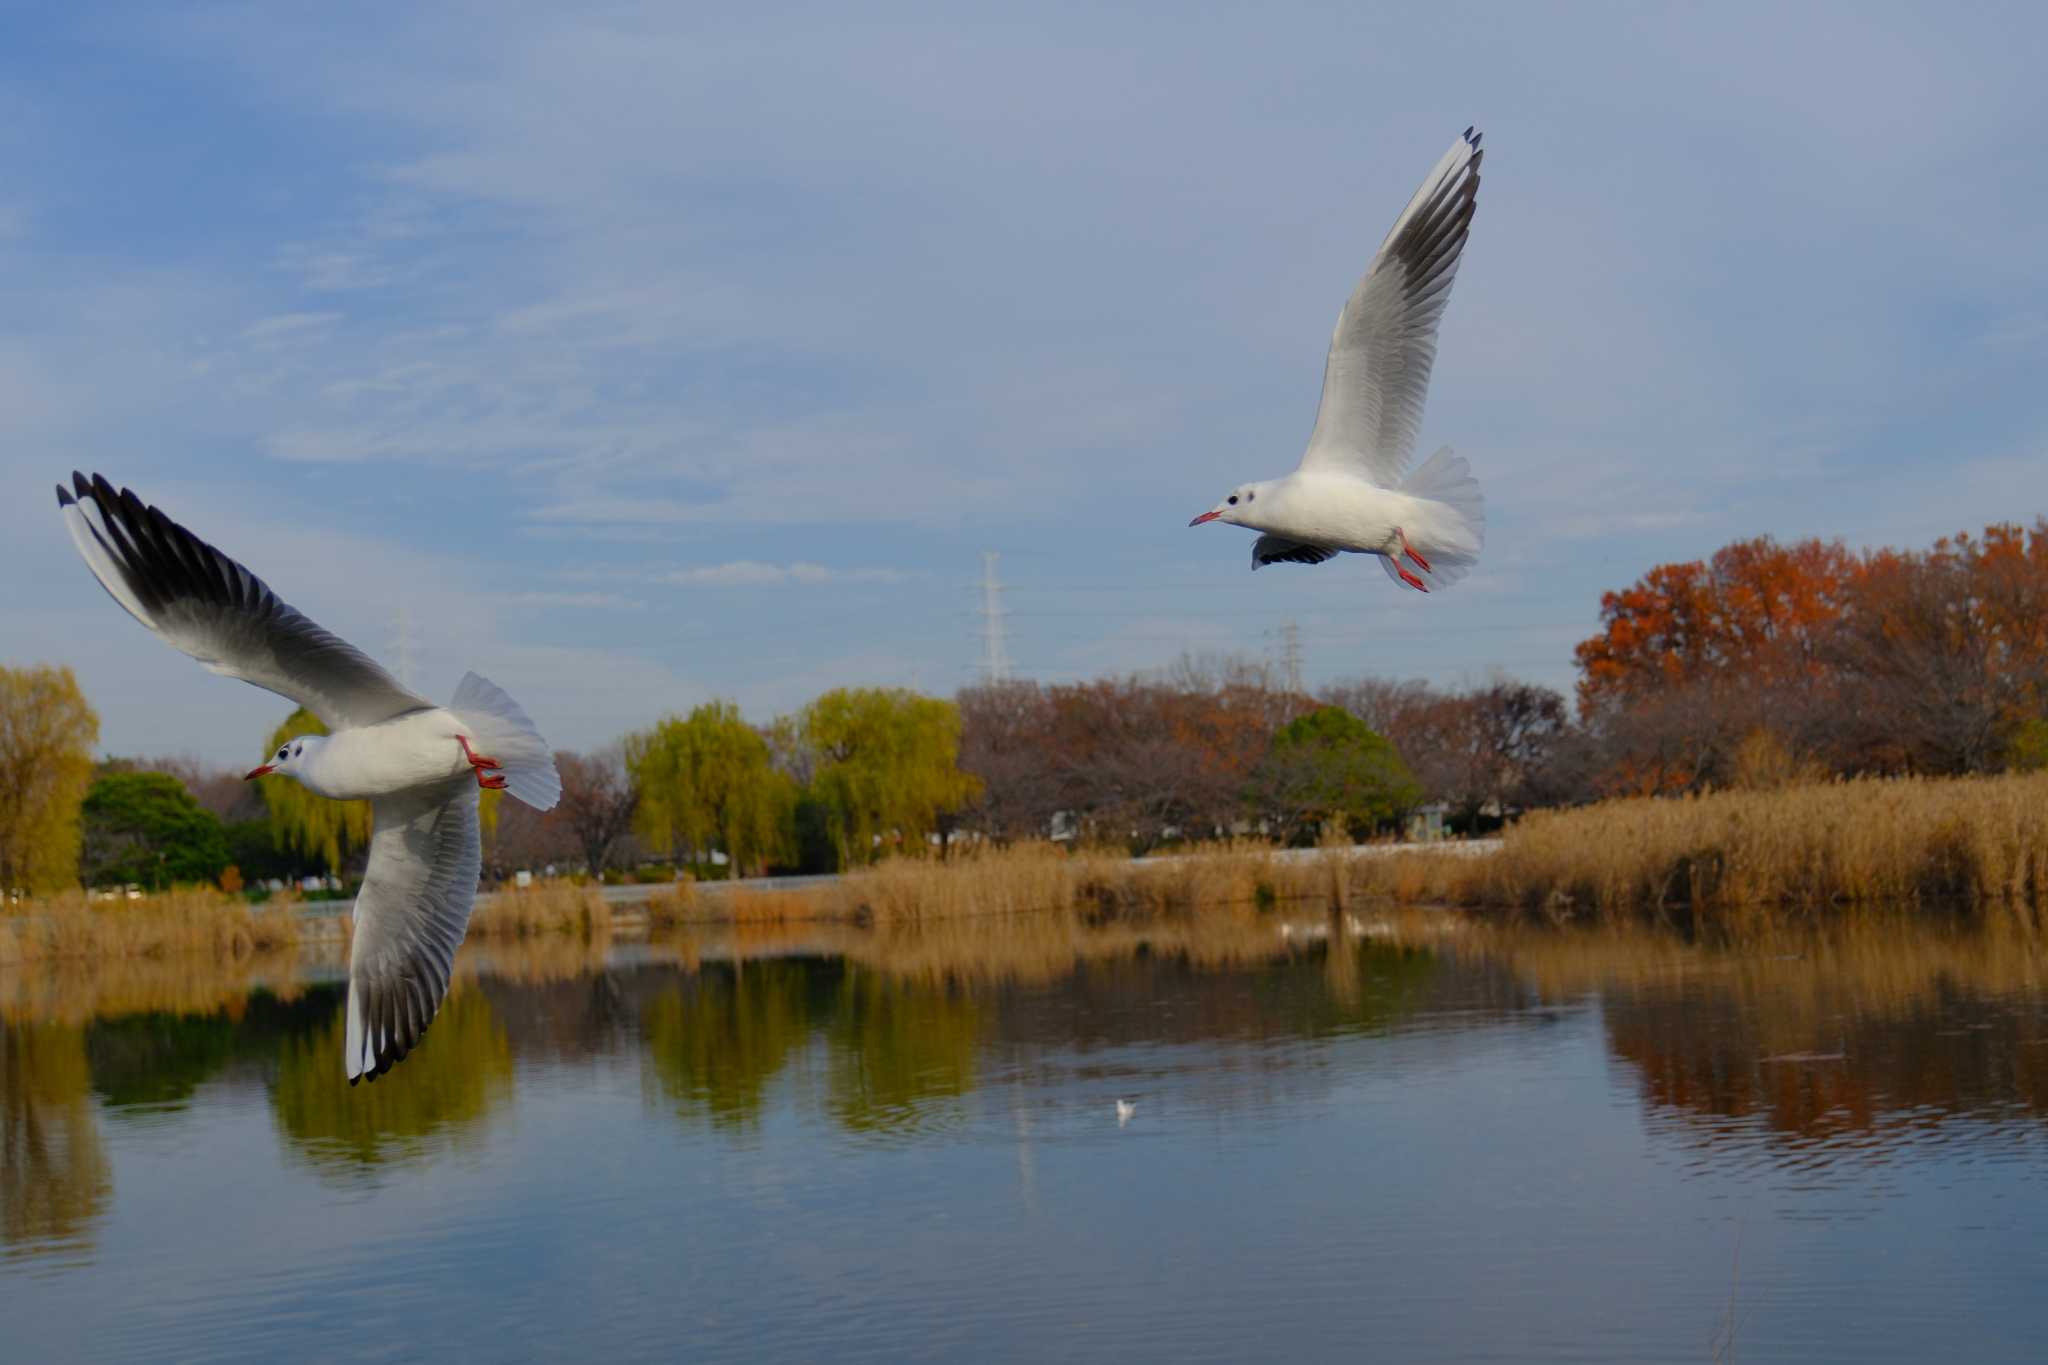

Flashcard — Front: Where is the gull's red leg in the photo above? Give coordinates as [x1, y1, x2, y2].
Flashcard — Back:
[456, 734, 502, 771]
[478, 773, 508, 790]
[1398, 528, 1433, 574]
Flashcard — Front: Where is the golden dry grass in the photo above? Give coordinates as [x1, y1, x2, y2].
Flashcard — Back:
[1356, 770, 2048, 918]
[640, 843, 1338, 927]
[466, 879, 612, 939]
[635, 769, 2048, 927]
[644, 878, 700, 927]
[0, 886, 301, 967]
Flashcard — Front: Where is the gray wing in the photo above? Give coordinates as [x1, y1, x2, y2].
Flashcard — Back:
[1251, 536, 1341, 570]
[55, 472, 431, 731]
[1299, 128, 1482, 486]
[345, 780, 481, 1082]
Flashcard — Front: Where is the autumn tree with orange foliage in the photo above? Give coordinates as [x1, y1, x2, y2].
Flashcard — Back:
[1816, 523, 2048, 773]
[1575, 536, 1864, 707]
[1573, 521, 2048, 789]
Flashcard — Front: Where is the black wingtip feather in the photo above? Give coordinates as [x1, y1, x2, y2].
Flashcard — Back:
[66, 471, 284, 626]
[55, 483, 73, 507]
[348, 978, 442, 1083]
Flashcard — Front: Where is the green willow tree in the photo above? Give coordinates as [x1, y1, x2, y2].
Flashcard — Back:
[799, 688, 980, 868]
[0, 664, 100, 895]
[261, 708, 499, 877]
[625, 701, 794, 878]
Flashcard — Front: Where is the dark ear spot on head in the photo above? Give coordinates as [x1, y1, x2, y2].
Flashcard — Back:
[1247, 490, 1255, 502]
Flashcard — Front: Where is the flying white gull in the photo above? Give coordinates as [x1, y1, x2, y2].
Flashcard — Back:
[1190, 127, 1487, 593]
[54, 473, 562, 1083]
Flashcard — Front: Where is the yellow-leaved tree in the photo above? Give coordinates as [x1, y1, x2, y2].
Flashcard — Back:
[799, 688, 980, 868]
[626, 701, 794, 879]
[0, 664, 100, 895]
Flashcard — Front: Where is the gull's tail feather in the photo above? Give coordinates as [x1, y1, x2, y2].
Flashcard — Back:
[449, 672, 561, 810]
[1382, 445, 1485, 592]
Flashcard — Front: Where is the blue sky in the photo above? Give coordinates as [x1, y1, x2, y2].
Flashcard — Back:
[3, 1, 2045, 764]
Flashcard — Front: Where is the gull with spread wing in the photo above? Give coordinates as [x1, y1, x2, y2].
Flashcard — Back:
[1190, 127, 1487, 592]
[55, 473, 561, 1083]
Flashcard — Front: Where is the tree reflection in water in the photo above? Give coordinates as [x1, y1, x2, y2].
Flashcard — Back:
[0, 1022, 111, 1261]
[635, 911, 1443, 1138]
[269, 987, 514, 1175]
[8, 905, 2048, 1239]
[641, 961, 829, 1131]
[824, 970, 980, 1135]
[1460, 916, 2048, 1163]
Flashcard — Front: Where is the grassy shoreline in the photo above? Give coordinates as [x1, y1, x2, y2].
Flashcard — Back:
[10, 770, 2048, 968]
[1, 887, 301, 967]
[1359, 769, 2048, 917]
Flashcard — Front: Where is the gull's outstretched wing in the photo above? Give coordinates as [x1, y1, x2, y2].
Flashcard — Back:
[1251, 536, 1340, 570]
[55, 472, 430, 731]
[345, 780, 481, 1083]
[1299, 128, 1483, 487]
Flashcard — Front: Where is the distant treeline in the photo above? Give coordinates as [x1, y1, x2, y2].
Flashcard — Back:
[5, 517, 2046, 893]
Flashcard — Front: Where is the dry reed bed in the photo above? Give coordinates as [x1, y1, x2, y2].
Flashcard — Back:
[641, 770, 2048, 928]
[1, 887, 301, 967]
[647, 841, 1356, 927]
[466, 880, 613, 939]
[1359, 771, 2048, 916]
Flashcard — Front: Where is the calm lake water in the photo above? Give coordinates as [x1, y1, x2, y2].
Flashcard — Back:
[5, 908, 2048, 1362]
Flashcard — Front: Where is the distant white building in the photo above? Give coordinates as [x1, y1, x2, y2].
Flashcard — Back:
[1405, 803, 1448, 842]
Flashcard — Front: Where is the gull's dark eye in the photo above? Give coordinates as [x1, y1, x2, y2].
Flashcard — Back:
[277, 748, 287, 760]
[1227, 495, 1239, 506]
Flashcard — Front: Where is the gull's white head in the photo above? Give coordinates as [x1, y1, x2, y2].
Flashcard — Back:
[246, 734, 324, 783]
[1189, 482, 1265, 528]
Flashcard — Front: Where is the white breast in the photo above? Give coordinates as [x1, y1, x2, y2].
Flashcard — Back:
[304, 709, 470, 801]
[1257, 473, 1409, 553]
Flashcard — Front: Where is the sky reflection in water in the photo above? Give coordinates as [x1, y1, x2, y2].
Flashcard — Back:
[5, 910, 2048, 1362]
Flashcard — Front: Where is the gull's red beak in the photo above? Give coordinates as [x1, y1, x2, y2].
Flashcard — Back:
[1189, 510, 1221, 526]
[243, 764, 274, 781]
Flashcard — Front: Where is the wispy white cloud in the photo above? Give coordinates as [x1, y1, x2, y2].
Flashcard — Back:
[239, 311, 341, 345]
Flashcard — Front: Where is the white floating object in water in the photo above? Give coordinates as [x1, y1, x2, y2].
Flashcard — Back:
[1115, 1099, 1137, 1126]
